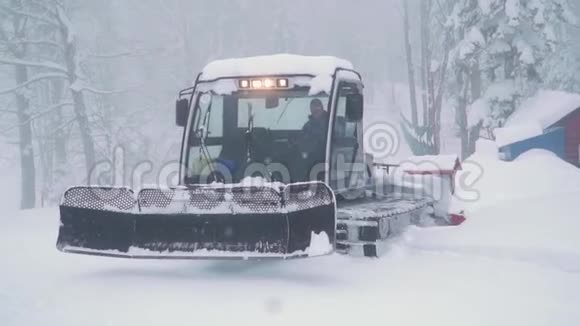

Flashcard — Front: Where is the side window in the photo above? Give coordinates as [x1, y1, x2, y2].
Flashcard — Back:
[330, 82, 364, 192]
[334, 96, 358, 140]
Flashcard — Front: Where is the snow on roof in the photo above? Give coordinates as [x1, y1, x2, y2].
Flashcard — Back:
[506, 90, 580, 129]
[494, 123, 543, 148]
[200, 54, 354, 81]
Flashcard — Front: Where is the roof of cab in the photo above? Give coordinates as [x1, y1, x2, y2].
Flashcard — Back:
[199, 54, 355, 81]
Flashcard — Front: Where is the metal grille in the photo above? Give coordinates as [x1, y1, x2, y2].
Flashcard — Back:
[188, 187, 226, 211]
[61, 187, 136, 211]
[231, 187, 282, 213]
[136, 186, 285, 214]
[138, 188, 223, 213]
[138, 188, 175, 209]
[137, 187, 227, 213]
[284, 182, 334, 211]
[62, 183, 332, 215]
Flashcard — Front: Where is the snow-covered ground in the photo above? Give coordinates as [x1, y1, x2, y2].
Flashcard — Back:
[0, 163, 20, 212]
[2, 145, 580, 326]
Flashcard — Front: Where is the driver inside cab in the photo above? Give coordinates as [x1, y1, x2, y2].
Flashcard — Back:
[302, 99, 329, 140]
[300, 99, 329, 164]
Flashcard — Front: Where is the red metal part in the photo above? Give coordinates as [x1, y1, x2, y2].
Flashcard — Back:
[449, 213, 466, 226]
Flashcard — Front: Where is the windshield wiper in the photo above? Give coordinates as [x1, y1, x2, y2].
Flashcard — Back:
[245, 102, 254, 163]
[270, 98, 295, 129]
[195, 100, 216, 176]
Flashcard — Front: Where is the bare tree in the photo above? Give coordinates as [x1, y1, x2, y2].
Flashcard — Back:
[401, 0, 418, 126]
[0, 0, 39, 208]
[55, 2, 96, 176]
[0, 0, 108, 206]
[399, 0, 451, 155]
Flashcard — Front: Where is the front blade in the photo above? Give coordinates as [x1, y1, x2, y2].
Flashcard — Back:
[57, 187, 137, 254]
[57, 183, 336, 259]
[284, 182, 336, 256]
[134, 187, 290, 257]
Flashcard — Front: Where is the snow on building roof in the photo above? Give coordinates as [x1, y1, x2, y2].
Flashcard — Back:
[494, 123, 544, 148]
[200, 54, 354, 81]
[506, 90, 580, 130]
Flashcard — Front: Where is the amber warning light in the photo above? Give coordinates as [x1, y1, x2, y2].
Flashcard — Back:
[239, 78, 289, 89]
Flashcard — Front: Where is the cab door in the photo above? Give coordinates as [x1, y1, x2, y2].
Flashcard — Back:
[329, 81, 366, 197]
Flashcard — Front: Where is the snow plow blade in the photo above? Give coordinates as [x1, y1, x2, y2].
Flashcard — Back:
[56, 182, 336, 259]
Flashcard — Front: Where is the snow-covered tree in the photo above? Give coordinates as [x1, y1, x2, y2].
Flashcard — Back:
[447, 0, 576, 158]
[400, 0, 454, 155]
[0, 0, 147, 206]
[543, 1, 580, 92]
[0, 0, 64, 208]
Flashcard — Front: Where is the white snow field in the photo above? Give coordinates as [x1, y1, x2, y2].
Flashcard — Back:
[2, 147, 580, 326]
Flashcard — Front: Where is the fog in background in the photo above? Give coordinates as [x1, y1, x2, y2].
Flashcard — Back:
[1, 0, 579, 210]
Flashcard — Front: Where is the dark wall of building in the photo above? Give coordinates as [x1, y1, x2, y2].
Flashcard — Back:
[559, 108, 580, 165]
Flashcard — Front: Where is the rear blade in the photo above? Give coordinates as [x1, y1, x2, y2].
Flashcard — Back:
[57, 182, 335, 259]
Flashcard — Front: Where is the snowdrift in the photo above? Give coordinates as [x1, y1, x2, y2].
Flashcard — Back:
[2, 149, 580, 326]
[405, 148, 580, 273]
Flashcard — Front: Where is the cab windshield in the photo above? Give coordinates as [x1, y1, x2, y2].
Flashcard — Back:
[185, 88, 330, 184]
